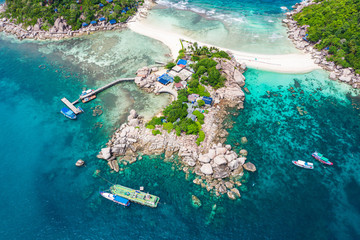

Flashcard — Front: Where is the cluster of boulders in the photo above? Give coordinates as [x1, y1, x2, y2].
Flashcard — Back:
[97, 110, 142, 172]
[0, 0, 155, 41]
[212, 57, 247, 109]
[134, 66, 159, 91]
[98, 56, 253, 199]
[97, 108, 256, 200]
[283, 0, 360, 89]
[0, 16, 126, 40]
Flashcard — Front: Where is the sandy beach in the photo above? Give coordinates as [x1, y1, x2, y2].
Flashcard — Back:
[128, 15, 320, 74]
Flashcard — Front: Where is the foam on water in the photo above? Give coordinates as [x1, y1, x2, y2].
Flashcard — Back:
[143, 7, 297, 54]
[148, 0, 299, 54]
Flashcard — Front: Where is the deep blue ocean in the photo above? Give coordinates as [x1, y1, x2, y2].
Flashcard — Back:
[1, 0, 360, 239]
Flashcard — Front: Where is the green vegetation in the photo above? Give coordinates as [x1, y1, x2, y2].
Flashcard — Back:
[190, 52, 226, 89]
[197, 99, 205, 107]
[144, 43, 230, 141]
[294, 0, 360, 72]
[152, 129, 161, 136]
[177, 49, 185, 61]
[193, 110, 204, 124]
[165, 62, 176, 70]
[163, 122, 174, 133]
[196, 130, 205, 146]
[2, 0, 141, 30]
[174, 76, 181, 83]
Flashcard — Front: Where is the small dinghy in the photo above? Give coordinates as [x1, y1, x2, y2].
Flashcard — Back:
[292, 160, 314, 169]
[312, 152, 333, 165]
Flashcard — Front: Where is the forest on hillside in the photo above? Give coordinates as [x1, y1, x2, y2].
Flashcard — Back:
[294, 0, 360, 72]
[1, 0, 142, 30]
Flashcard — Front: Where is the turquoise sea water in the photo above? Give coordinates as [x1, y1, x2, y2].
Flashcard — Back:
[1, 0, 360, 239]
[145, 0, 299, 54]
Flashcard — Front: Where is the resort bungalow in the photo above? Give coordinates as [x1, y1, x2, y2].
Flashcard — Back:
[109, 19, 117, 25]
[158, 74, 173, 85]
[175, 82, 184, 90]
[177, 59, 187, 67]
[99, 17, 106, 22]
[188, 94, 199, 103]
[202, 96, 213, 105]
[177, 68, 193, 81]
[121, 9, 127, 14]
[82, 22, 88, 27]
[90, 20, 97, 25]
[99, 3, 104, 8]
[106, 0, 113, 3]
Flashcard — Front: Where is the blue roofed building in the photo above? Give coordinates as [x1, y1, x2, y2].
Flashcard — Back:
[99, 17, 106, 21]
[177, 59, 187, 66]
[82, 22, 88, 27]
[202, 96, 213, 105]
[109, 19, 117, 25]
[157, 74, 174, 85]
[106, 0, 113, 3]
[90, 20, 97, 25]
[99, 3, 104, 7]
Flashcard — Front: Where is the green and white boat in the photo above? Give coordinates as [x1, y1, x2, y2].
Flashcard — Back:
[110, 185, 160, 208]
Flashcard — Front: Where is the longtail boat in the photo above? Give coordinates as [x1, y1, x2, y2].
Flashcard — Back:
[312, 152, 333, 165]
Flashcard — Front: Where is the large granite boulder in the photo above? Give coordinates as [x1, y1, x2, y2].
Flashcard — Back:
[233, 69, 245, 87]
[228, 159, 239, 170]
[214, 155, 227, 166]
[216, 147, 227, 156]
[101, 147, 111, 160]
[200, 164, 213, 175]
[199, 154, 211, 163]
[243, 162, 256, 172]
[208, 149, 216, 159]
[237, 157, 246, 165]
[213, 166, 230, 179]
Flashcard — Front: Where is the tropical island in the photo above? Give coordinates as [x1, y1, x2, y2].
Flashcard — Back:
[0, 0, 149, 39]
[283, 0, 360, 88]
[96, 42, 256, 200]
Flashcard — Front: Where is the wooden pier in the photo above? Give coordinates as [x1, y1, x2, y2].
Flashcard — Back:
[61, 98, 82, 114]
[61, 77, 135, 110]
[79, 78, 135, 100]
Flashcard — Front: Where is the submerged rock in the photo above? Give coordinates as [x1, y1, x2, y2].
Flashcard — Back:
[191, 195, 202, 208]
[75, 159, 85, 167]
[227, 191, 236, 200]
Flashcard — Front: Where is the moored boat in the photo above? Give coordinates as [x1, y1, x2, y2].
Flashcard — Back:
[80, 89, 96, 103]
[60, 106, 84, 120]
[110, 184, 160, 208]
[60, 107, 77, 119]
[312, 152, 333, 165]
[100, 192, 130, 206]
[292, 160, 314, 169]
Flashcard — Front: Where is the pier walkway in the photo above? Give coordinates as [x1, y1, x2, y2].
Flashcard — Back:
[61, 98, 82, 114]
[79, 78, 135, 100]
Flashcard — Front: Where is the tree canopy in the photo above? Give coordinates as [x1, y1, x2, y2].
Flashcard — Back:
[294, 0, 360, 72]
[2, 0, 142, 30]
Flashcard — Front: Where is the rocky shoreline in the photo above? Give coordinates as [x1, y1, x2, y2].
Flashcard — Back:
[283, 0, 360, 89]
[0, 0, 153, 41]
[97, 54, 256, 200]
